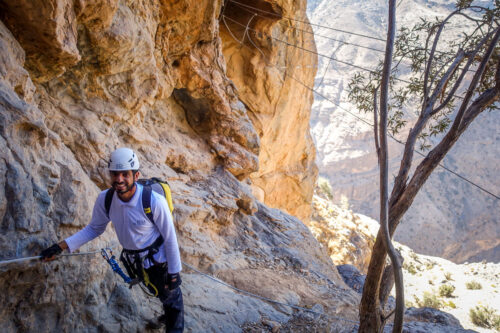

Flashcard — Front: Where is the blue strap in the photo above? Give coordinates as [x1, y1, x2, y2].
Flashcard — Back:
[109, 256, 132, 283]
[101, 248, 131, 283]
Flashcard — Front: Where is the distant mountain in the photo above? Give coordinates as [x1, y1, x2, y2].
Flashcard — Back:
[307, 0, 500, 263]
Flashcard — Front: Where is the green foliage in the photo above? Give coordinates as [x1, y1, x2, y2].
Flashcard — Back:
[425, 261, 436, 270]
[317, 176, 333, 200]
[456, 0, 474, 10]
[347, 1, 500, 151]
[439, 284, 456, 298]
[409, 251, 419, 261]
[444, 300, 457, 309]
[403, 262, 417, 275]
[466, 281, 483, 290]
[469, 305, 500, 330]
[414, 291, 442, 309]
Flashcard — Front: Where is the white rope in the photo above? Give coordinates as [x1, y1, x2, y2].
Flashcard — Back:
[0, 250, 104, 266]
[0, 244, 121, 267]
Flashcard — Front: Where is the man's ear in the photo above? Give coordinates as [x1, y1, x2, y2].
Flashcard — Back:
[134, 170, 141, 181]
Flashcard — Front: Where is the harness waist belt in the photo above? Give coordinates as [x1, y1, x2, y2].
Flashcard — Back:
[123, 235, 164, 254]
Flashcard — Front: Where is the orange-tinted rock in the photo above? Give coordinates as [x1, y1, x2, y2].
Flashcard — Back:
[220, 0, 318, 222]
[0, 0, 81, 82]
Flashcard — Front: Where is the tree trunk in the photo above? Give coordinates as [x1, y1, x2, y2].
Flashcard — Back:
[359, 1, 402, 332]
[379, 250, 403, 309]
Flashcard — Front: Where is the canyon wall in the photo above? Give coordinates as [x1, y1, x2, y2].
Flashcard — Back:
[0, 0, 357, 331]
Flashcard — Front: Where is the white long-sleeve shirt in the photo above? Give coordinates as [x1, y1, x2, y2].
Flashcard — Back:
[65, 184, 182, 274]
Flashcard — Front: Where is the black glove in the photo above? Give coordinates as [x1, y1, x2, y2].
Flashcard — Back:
[166, 273, 182, 290]
[40, 243, 63, 261]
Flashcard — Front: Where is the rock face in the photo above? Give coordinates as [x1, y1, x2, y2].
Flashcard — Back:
[336, 264, 366, 293]
[307, 0, 500, 263]
[309, 189, 378, 273]
[220, 0, 318, 222]
[0, 0, 353, 331]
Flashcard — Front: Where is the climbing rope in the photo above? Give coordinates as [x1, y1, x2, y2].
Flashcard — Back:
[0, 250, 103, 266]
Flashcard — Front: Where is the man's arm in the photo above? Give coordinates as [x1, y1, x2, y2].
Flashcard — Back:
[40, 190, 110, 261]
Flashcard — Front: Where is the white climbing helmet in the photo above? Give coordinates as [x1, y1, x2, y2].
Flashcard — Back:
[108, 147, 140, 171]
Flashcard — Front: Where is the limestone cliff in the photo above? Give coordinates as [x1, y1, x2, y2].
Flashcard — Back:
[0, 0, 354, 332]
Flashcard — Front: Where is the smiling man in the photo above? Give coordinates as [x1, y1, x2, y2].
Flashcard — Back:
[40, 147, 184, 332]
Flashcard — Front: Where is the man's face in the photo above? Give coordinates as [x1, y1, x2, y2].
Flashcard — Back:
[110, 170, 138, 194]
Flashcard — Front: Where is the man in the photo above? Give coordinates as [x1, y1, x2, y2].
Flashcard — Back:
[40, 147, 184, 332]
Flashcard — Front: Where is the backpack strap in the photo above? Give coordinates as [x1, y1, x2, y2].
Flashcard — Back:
[142, 184, 154, 224]
[104, 188, 115, 218]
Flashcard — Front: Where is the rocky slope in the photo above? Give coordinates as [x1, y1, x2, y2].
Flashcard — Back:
[310, 186, 500, 332]
[307, 0, 500, 263]
[0, 0, 359, 331]
[309, 189, 377, 274]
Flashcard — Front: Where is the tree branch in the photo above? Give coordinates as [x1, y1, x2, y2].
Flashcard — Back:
[432, 29, 495, 115]
[426, 50, 466, 116]
[422, 6, 491, 106]
[390, 69, 500, 237]
[450, 26, 500, 133]
[389, 18, 499, 208]
[374, 87, 381, 162]
[389, 86, 499, 236]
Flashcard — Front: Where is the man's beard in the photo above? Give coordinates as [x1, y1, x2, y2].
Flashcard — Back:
[112, 181, 136, 194]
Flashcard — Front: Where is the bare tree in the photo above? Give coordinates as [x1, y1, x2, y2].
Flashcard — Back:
[348, 1, 500, 332]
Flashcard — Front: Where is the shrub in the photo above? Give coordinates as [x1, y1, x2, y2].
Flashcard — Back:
[317, 177, 333, 200]
[439, 284, 455, 298]
[415, 291, 442, 309]
[404, 262, 417, 275]
[425, 262, 436, 270]
[469, 305, 500, 330]
[444, 300, 456, 309]
[466, 281, 483, 290]
[444, 272, 453, 281]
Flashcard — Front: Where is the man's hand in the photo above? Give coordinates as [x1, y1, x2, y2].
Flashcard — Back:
[40, 243, 63, 261]
[167, 273, 182, 290]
